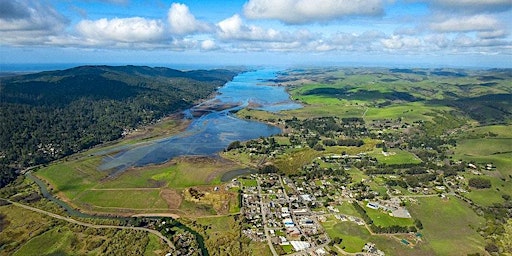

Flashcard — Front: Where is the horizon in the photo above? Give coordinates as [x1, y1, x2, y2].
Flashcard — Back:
[1, 0, 511, 68]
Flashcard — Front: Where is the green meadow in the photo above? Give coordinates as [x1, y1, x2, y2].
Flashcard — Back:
[36, 151, 243, 215]
[408, 197, 486, 255]
[370, 148, 422, 165]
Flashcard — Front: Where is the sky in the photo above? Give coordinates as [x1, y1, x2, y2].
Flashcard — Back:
[1, 0, 511, 68]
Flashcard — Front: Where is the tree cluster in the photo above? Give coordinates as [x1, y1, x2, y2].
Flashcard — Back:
[0, 66, 237, 187]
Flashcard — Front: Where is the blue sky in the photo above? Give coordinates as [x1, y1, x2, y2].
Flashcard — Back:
[1, 0, 511, 68]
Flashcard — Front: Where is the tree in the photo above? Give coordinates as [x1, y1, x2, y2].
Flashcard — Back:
[226, 141, 242, 151]
[468, 177, 492, 189]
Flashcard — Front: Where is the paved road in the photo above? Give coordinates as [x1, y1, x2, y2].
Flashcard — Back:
[1, 198, 174, 250]
[256, 177, 279, 256]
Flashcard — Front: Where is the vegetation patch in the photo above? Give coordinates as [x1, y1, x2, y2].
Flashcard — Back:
[408, 197, 486, 255]
[77, 189, 168, 210]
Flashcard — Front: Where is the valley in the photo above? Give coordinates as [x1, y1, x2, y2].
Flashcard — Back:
[1, 66, 511, 255]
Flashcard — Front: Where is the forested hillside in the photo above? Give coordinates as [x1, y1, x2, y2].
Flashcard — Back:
[0, 65, 238, 186]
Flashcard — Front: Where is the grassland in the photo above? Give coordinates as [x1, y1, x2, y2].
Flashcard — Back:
[274, 148, 322, 175]
[194, 215, 272, 256]
[462, 173, 512, 207]
[452, 125, 512, 205]
[0, 204, 166, 256]
[408, 197, 486, 255]
[321, 215, 426, 255]
[364, 207, 415, 227]
[36, 154, 243, 216]
[369, 149, 422, 165]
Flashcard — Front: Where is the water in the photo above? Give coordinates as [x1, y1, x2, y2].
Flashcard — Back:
[99, 69, 301, 174]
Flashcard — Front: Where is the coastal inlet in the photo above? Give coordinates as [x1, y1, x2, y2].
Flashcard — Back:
[98, 69, 301, 176]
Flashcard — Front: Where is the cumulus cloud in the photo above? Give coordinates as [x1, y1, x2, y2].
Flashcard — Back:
[216, 14, 312, 42]
[167, 3, 211, 35]
[430, 14, 501, 32]
[200, 39, 218, 51]
[243, 0, 384, 24]
[76, 17, 165, 43]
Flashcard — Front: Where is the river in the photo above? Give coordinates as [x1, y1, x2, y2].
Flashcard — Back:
[98, 69, 301, 175]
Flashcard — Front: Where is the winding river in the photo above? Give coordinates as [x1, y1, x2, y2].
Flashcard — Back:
[98, 69, 301, 175]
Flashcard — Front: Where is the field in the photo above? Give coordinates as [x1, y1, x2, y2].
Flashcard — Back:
[462, 173, 512, 207]
[364, 207, 415, 227]
[194, 215, 272, 256]
[0, 204, 166, 255]
[36, 153, 243, 216]
[321, 215, 426, 255]
[408, 197, 486, 255]
[452, 125, 512, 206]
[369, 148, 422, 165]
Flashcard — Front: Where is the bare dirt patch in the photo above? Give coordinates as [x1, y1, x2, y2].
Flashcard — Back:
[160, 189, 182, 209]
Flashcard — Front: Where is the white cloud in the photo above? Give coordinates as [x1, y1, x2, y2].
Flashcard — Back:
[167, 3, 211, 35]
[216, 14, 312, 42]
[430, 15, 501, 33]
[201, 39, 217, 51]
[381, 35, 422, 50]
[243, 0, 384, 24]
[76, 17, 165, 43]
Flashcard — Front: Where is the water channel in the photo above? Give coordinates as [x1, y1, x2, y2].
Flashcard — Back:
[98, 69, 301, 175]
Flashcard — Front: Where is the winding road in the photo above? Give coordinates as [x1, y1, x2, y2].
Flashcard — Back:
[1, 198, 174, 250]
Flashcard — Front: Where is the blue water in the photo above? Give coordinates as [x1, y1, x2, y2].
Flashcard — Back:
[98, 69, 301, 174]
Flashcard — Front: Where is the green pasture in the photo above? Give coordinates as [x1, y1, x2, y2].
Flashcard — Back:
[346, 168, 369, 184]
[274, 148, 322, 175]
[36, 156, 106, 200]
[240, 178, 258, 187]
[96, 165, 176, 189]
[335, 202, 363, 217]
[364, 102, 451, 122]
[455, 138, 512, 157]
[369, 149, 422, 165]
[322, 216, 420, 255]
[285, 104, 366, 119]
[364, 207, 415, 227]
[322, 215, 368, 253]
[464, 125, 512, 138]
[463, 173, 512, 206]
[408, 197, 486, 255]
[13, 227, 75, 256]
[454, 135, 512, 176]
[77, 189, 168, 210]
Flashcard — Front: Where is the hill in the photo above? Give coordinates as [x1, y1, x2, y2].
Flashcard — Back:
[0, 65, 238, 186]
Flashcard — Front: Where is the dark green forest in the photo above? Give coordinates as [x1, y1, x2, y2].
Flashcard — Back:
[0, 65, 238, 186]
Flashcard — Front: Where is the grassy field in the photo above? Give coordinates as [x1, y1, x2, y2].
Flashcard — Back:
[454, 125, 512, 177]
[408, 197, 486, 255]
[322, 215, 369, 253]
[462, 173, 512, 206]
[369, 149, 422, 165]
[364, 102, 452, 122]
[274, 148, 322, 175]
[194, 215, 272, 256]
[36, 154, 242, 216]
[335, 202, 363, 217]
[0, 204, 165, 256]
[365, 207, 415, 227]
[77, 189, 168, 210]
[322, 215, 424, 255]
[36, 156, 107, 200]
